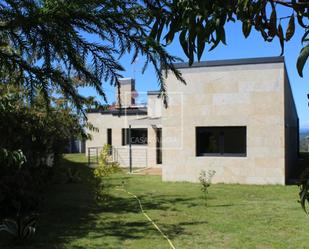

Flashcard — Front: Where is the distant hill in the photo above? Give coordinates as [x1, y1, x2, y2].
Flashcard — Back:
[300, 129, 309, 152]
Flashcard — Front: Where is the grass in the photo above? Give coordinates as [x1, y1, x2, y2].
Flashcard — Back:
[1, 153, 309, 249]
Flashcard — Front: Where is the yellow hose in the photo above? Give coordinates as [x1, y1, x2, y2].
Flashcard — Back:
[115, 188, 176, 249]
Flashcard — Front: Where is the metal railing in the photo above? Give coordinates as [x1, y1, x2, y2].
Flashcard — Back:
[87, 146, 103, 166]
[113, 147, 148, 168]
[87, 146, 148, 170]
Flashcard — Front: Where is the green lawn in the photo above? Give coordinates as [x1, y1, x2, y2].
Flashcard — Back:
[1, 153, 309, 249]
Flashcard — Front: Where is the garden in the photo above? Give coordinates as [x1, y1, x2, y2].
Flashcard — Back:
[2, 1, 309, 248]
[1, 153, 309, 249]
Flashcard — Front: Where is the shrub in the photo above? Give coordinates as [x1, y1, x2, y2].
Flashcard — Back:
[66, 168, 81, 184]
[94, 144, 120, 179]
[199, 170, 216, 206]
[0, 214, 37, 241]
[0, 86, 89, 237]
[0, 86, 94, 242]
[93, 145, 120, 200]
[299, 180, 309, 213]
[0, 149, 42, 221]
[0, 85, 89, 168]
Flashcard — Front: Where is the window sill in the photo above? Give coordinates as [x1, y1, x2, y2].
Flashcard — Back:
[196, 153, 247, 158]
[122, 144, 148, 146]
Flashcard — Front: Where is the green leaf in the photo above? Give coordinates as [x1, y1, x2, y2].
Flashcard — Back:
[179, 30, 189, 58]
[164, 17, 179, 45]
[149, 20, 159, 39]
[254, 15, 262, 30]
[219, 28, 227, 45]
[215, 18, 221, 28]
[156, 22, 165, 42]
[299, 180, 309, 213]
[209, 34, 220, 51]
[188, 41, 194, 65]
[165, 30, 175, 45]
[277, 23, 284, 56]
[189, 17, 196, 39]
[301, 30, 309, 44]
[297, 43, 309, 77]
[2, 219, 18, 236]
[242, 21, 252, 38]
[286, 15, 295, 41]
[297, 14, 309, 29]
[269, 9, 277, 37]
[197, 23, 206, 61]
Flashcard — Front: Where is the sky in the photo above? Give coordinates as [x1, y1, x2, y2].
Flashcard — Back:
[79, 11, 309, 130]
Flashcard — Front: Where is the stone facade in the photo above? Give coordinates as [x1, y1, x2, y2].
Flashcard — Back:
[86, 57, 298, 185]
[86, 111, 160, 168]
[116, 78, 136, 107]
[86, 79, 161, 168]
[162, 57, 298, 185]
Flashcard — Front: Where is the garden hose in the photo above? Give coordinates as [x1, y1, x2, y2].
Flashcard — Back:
[115, 188, 176, 249]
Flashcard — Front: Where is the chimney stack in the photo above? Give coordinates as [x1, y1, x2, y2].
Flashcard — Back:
[116, 78, 136, 107]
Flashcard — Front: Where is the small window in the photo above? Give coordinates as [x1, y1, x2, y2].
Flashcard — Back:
[196, 127, 246, 157]
[122, 128, 148, 145]
[107, 128, 112, 146]
[156, 128, 162, 164]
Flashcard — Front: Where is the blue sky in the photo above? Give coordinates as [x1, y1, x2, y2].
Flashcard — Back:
[80, 14, 309, 129]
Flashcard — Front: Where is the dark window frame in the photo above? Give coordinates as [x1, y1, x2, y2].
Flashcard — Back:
[156, 128, 162, 164]
[122, 128, 148, 145]
[107, 128, 112, 146]
[196, 126, 247, 157]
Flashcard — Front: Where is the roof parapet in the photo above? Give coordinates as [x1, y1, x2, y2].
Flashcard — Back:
[173, 56, 284, 69]
[147, 91, 160, 95]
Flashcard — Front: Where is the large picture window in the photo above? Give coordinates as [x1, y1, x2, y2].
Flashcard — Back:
[196, 127, 246, 157]
[122, 128, 148, 145]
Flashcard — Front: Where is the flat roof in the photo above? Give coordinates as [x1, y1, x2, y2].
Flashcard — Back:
[147, 91, 160, 95]
[174, 56, 284, 69]
[88, 107, 147, 116]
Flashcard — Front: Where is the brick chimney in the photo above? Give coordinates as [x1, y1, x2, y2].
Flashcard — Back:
[116, 78, 136, 107]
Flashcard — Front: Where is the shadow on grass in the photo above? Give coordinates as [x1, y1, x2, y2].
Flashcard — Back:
[0, 155, 210, 248]
[0, 155, 100, 249]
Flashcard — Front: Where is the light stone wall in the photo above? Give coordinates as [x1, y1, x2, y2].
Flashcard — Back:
[162, 62, 289, 184]
[117, 79, 135, 107]
[86, 113, 159, 168]
[148, 94, 162, 118]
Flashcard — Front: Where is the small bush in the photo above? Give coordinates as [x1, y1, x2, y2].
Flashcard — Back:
[93, 145, 120, 200]
[66, 168, 81, 184]
[0, 149, 42, 221]
[199, 170, 216, 206]
[94, 145, 120, 178]
[0, 214, 37, 241]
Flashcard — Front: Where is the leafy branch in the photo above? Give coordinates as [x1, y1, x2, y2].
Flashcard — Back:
[148, 0, 309, 77]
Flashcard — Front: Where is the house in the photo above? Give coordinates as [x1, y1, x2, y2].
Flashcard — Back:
[86, 56, 299, 185]
[86, 78, 162, 168]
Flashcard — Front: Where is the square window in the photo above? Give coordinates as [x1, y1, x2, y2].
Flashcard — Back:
[196, 127, 246, 157]
[122, 128, 148, 145]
